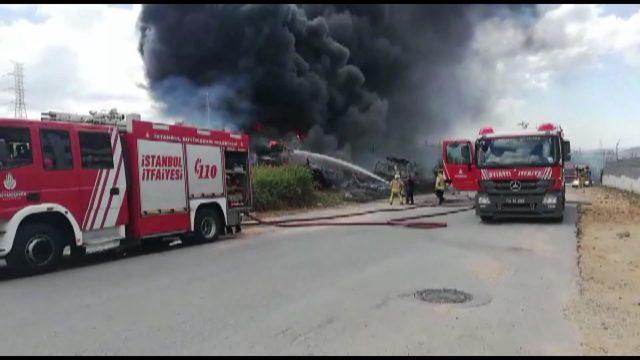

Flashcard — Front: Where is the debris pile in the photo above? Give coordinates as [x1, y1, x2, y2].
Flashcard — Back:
[296, 152, 390, 202]
[253, 140, 442, 202]
[374, 156, 419, 182]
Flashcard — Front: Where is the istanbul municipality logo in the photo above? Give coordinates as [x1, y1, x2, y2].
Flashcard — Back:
[3, 172, 16, 190]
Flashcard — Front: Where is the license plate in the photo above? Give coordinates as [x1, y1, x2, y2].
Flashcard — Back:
[505, 197, 525, 204]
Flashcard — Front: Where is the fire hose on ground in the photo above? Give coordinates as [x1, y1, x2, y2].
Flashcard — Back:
[242, 203, 475, 230]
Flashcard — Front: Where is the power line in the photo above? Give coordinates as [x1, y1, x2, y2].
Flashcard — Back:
[7, 61, 27, 119]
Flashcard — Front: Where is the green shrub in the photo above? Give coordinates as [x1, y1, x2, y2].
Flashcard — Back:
[251, 164, 317, 211]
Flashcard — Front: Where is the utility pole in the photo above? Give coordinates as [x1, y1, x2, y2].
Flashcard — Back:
[600, 139, 605, 169]
[205, 91, 210, 125]
[616, 139, 620, 161]
[8, 61, 27, 119]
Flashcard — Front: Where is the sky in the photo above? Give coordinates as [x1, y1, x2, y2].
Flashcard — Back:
[0, 4, 639, 151]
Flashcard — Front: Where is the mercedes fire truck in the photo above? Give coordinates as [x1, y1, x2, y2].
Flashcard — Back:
[0, 110, 251, 274]
[442, 123, 571, 222]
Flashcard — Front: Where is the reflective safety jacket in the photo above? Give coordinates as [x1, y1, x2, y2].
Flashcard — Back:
[435, 174, 446, 191]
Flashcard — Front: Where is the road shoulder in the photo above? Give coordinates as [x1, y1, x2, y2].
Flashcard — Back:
[565, 186, 640, 355]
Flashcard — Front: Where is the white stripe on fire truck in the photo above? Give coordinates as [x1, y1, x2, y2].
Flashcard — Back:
[87, 128, 118, 230]
[85, 129, 118, 229]
[111, 148, 128, 226]
[90, 168, 111, 229]
[84, 129, 118, 230]
[102, 128, 127, 228]
[99, 149, 124, 229]
[82, 169, 103, 230]
[91, 131, 122, 230]
[101, 152, 126, 228]
[105, 131, 126, 228]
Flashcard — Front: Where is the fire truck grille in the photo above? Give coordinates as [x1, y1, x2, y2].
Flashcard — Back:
[483, 180, 552, 194]
[493, 180, 538, 191]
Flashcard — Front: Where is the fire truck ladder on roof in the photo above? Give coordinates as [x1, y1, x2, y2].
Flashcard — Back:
[41, 108, 140, 130]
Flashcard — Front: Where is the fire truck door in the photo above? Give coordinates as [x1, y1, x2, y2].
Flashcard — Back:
[442, 139, 479, 191]
[78, 129, 128, 231]
[37, 128, 83, 221]
[0, 126, 39, 221]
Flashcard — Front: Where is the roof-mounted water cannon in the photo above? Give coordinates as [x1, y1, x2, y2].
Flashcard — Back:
[479, 126, 494, 135]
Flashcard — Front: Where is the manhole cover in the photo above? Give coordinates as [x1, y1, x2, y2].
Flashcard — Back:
[414, 288, 473, 304]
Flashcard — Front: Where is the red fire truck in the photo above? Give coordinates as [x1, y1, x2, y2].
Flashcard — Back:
[0, 110, 251, 274]
[442, 123, 571, 222]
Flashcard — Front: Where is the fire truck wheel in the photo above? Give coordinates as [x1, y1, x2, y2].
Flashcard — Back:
[194, 208, 223, 243]
[7, 223, 64, 274]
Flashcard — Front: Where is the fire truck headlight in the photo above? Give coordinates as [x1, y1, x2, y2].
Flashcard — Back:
[542, 194, 558, 206]
[477, 194, 491, 205]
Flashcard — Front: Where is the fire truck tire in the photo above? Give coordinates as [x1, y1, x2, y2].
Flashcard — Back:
[6, 223, 64, 275]
[193, 208, 223, 243]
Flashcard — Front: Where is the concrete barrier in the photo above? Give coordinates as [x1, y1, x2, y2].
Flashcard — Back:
[602, 158, 640, 193]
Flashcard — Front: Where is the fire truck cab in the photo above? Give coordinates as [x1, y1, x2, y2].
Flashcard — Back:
[0, 110, 251, 274]
[442, 123, 571, 222]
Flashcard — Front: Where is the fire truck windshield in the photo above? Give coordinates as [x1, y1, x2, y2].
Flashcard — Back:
[476, 135, 559, 168]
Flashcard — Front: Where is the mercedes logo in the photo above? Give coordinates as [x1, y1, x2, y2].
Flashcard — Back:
[510, 180, 521, 192]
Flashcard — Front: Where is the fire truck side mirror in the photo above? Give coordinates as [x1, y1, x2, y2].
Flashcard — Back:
[563, 140, 571, 162]
[478, 139, 489, 152]
[0, 139, 8, 170]
[461, 143, 473, 170]
[461, 145, 470, 163]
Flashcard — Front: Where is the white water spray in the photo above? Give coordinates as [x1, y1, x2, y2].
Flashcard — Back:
[292, 149, 390, 184]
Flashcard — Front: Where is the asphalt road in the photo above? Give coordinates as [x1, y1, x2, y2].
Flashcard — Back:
[0, 190, 582, 355]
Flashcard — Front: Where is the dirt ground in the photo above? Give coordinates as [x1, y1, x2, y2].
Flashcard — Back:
[565, 186, 640, 355]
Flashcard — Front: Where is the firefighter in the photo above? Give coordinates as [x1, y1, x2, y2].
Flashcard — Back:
[389, 174, 405, 206]
[405, 176, 415, 205]
[578, 168, 585, 189]
[600, 168, 604, 184]
[435, 169, 446, 205]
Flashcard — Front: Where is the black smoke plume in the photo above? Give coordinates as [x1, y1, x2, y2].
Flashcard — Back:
[137, 4, 537, 168]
